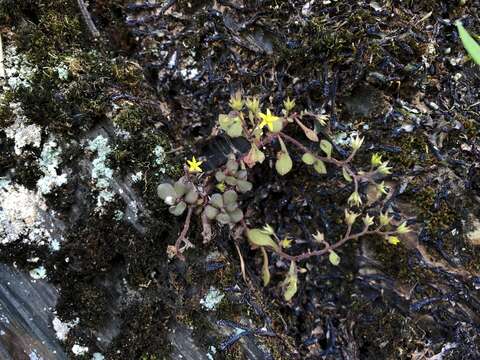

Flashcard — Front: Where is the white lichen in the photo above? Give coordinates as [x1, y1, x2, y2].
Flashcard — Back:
[2, 44, 36, 91]
[92, 353, 105, 360]
[200, 287, 224, 311]
[0, 184, 48, 245]
[4, 102, 42, 155]
[55, 64, 69, 81]
[37, 138, 68, 195]
[87, 135, 115, 209]
[153, 145, 167, 173]
[52, 316, 79, 341]
[29, 266, 47, 280]
[131, 171, 143, 183]
[72, 344, 89, 356]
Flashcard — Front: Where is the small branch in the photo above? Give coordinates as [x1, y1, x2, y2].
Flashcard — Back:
[279, 132, 343, 166]
[241, 221, 395, 263]
[175, 207, 194, 261]
[77, 0, 100, 38]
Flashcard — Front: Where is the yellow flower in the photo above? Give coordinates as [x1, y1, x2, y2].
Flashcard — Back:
[258, 109, 280, 131]
[387, 236, 400, 245]
[280, 237, 293, 248]
[186, 156, 203, 173]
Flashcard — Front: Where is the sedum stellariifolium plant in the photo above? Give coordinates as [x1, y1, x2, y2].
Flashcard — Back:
[157, 92, 411, 301]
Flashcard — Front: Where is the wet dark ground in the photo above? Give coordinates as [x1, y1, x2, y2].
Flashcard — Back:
[0, 0, 480, 359]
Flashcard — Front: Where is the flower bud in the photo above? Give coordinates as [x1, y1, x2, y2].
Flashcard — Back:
[371, 153, 383, 167]
[350, 134, 364, 151]
[348, 191, 362, 207]
[363, 214, 374, 227]
[396, 222, 410, 234]
[344, 209, 359, 226]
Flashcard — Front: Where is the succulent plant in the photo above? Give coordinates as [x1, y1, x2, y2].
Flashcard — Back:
[157, 178, 200, 216]
[215, 155, 253, 194]
[204, 189, 244, 225]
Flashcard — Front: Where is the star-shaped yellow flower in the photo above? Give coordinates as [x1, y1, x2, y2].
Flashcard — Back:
[186, 156, 203, 173]
[258, 109, 280, 131]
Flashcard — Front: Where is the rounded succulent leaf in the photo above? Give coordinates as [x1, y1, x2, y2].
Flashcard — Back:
[313, 159, 327, 174]
[229, 208, 244, 223]
[225, 202, 238, 213]
[184, 189, 199, 204]
[157, 183, 178, 203]
[169, 201, 186, 216]
[247, 229, 280, 251]
[204, 205, 219, 220]
[216, 212, 231, 225]
[226, 159, 239, 173]
[210, 193, 224, 208]
[174, 180, 188, 197]
[215, 171, 226, 182]
[236, 170, 248, 180]
[275, 152, 293, 176]
[225, 176, 238, 186]
[223, 190, 238, 205]
[236, 180, 252, 193]
[301, 153, 315, 165]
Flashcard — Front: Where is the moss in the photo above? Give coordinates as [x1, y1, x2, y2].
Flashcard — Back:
[384, 132, 435, 171]
[113, 104, 145, 132]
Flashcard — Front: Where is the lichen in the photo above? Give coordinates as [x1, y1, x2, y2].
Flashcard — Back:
[200, 287, 225, 311]
[86, 135, 115, 210]
[37, 137, 68, 195]
[4, 102, 42, 155]
[0, 184, 51, 245]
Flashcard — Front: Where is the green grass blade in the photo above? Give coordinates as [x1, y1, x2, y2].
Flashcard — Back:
[456, 20, 480, 65]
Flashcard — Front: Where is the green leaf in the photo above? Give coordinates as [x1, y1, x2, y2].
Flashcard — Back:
[301, 153, 316, 165]
[229, 208, 244, 223]
[313, 159, 327, 174]
[184, 189, 199, 204]
[157, 183, 177, 202]
[216, 213, 231, 224]
[295, 118, 318, 142]
[320, 139, 332, 157]
[204, 205, 219, 220]
[342, 167, 352, 182]
[169, 201, 187, 216]
[223, 190, 238, 205]
[275, 152, 293, 176]
[329, 251, 340, 266]
[260, 247, 270, 286]
[283, 261, 298, 301]
[210, 193, 224, 208]
[218, 114, 243, 137]
[226, 121, 243, 138]
[236, 180, 252, 193]
[456, 21, 480, 65]
[270, 118, 284, 133]
[247, 229, 280, 251]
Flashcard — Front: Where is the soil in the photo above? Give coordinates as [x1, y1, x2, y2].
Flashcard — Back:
[0, 0, 480, 359]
